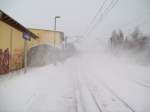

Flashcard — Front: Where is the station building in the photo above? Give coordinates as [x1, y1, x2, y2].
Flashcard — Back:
[0, 10, 38, 74]
[0, 10, 65, 75]
[28, 28, 64, 49]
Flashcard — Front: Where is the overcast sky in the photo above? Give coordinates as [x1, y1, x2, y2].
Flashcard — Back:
[0, 0, 150, 38]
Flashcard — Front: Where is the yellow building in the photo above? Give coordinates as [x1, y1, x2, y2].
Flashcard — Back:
[0, 10, 65, 75]
[0, 10, 38, 74]
[28, 28, 64, 48]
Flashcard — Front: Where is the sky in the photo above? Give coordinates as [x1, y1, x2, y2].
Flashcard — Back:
[0, 0, 150, 38]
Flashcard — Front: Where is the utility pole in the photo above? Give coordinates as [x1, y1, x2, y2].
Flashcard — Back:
[64, 36, 68, 48]
[23, 33, 30, 73]
[54, 16, 60, 48]
[53, 16, 61, 65]
[24, 39, 27, 73]
[9, 29, 13, 72]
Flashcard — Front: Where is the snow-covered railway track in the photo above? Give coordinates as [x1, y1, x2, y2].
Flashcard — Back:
[72, 71, 104, 112]
[80, 73, 137, 112]
[69, 59, 136, 112]
[133, 80, 150, 89]
[86, 84, 103, 112]
[144, 80, 150, 84]
[98, 80, 136, 112]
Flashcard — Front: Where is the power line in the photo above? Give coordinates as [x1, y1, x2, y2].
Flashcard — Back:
[101, 13, 150, 39]
[114, 11, 150, 35]
[102, 0, 119, 19]
[84, 0, 108, 35]
[85, 0, 119, 36]
[136, 19, 150, 27]
[88, 0, 116, 34]
[119, 10, 150, 29]
[84, 0, 111, 36]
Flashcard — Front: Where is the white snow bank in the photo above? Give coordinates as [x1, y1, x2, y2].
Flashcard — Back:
[0, 64, 74, 112]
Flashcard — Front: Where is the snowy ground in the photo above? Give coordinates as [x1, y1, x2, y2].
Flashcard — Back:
[0, 40, 150, 112]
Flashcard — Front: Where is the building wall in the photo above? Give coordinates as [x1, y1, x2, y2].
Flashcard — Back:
[0, 21, 11, 49]
[29, 29, 64, 48]
[11, 28, 24, 70]
[0, 21, 24, 73]
[0, 23, 64, 74]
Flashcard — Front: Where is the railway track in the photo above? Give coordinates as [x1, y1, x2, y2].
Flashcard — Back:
[133, 80, 150, 89]
[68, 59, 136, 112]
[75, 71, 137, 112]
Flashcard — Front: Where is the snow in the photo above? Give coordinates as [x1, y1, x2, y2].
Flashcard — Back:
[0, 65, 74, 112]
[0, 38, 150, 112]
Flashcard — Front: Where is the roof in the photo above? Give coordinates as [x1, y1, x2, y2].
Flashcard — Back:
[29, 28, 64, 41]
[0, 10, 38, 39]
[29, 28, 64, 34]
